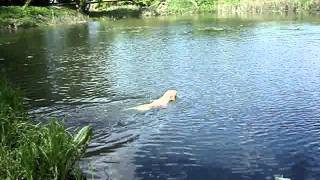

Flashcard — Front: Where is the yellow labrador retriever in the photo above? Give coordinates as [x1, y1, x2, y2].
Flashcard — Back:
[129, 90, 177, 111]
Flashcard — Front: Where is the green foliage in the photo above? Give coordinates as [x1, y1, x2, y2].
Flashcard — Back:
[0, 6, 87, 30]
[223, 0, 240, 5]
[0, 79, 28, 149]
[0, 79, 92, 179]
[0, 79, 24, 114]
[167, 0, 196, 14]
[294, 0, 313, 4]
[18, 120, 92, 179]
[196, 0, 216, 13]
[23, 0, 32, 9]
[132, 0, 149, 6]
[128, 0, 318, 14]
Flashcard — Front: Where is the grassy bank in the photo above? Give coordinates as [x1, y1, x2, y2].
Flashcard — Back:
[215, 0, 320, 15]
[2, 1, 319, 28]
[0, 79, 92, 179]
[104, 0, 319, 15]
[86, 0, 320, 18]
[0, 6, 87, 30]
[160, 0, 320, 15]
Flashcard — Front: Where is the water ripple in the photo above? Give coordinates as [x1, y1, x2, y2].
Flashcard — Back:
[2, 15, 320, 180]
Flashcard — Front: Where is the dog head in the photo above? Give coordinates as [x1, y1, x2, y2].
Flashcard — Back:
[163, 90, 177, 101]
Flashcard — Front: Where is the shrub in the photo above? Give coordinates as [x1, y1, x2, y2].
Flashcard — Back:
[0, 79, 92, 179]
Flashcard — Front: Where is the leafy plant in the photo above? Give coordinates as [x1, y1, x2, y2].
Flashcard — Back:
[0, 79, 92, 179]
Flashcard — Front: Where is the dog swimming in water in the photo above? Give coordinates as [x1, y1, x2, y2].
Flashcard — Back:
[128, 90, 177, 111]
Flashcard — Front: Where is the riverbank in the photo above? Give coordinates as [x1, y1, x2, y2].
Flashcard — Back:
[156, 0, 320, 15]
[1, 0, 319, 30]
[215, 0, 320, 15]
[0, 79, 92, 179]
[0, 6, 87, 30]
[89, 0, 320, 18]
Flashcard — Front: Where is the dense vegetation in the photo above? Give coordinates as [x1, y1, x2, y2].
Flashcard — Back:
[131, 0, 320, 14]
[0, 0, 319, 29]
[90, 0, 320, 17]
[133, 0, 317, 7]
[0, 6, 87, 29]
[0, 79, 92, 179]
[1, 0, 88, 11]
[2, 0, 319, 14]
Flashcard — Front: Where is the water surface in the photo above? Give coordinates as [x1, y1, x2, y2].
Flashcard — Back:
[1, 15, 320, 180]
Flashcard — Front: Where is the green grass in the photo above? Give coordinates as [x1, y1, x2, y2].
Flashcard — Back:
[215, 0, 319, 14]
[167, 0, 198, 14]
[0, 6, 87, 30]
[218, 0, 315, 6]
[0, 79, 92, 179]
[141, 0, 319, 15]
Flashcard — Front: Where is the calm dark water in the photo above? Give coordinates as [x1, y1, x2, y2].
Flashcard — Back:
[1, 15, 320, 180]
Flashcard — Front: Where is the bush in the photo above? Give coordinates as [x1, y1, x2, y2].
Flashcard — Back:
[0, 79, 92, 179]
[167, 0, 198, 14]
[0, 6, 87, 30]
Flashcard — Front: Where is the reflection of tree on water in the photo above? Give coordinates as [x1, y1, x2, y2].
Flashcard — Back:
[0, 22, 122, 109]
[43, 22, 118, 106]
[0, 30, 51, 107]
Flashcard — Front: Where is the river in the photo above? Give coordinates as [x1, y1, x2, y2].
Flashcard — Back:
[1, 14, 320, 180]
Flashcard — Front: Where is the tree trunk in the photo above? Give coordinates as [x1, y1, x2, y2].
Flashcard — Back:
[23, 0, 32, 9]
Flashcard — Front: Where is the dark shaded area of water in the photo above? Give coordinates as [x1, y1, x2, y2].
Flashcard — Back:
[1, 15, 320, 180]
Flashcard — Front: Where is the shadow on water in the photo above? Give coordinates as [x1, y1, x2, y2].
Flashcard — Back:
[86, 132, 139, 157]
[276, 153, 320, 180]
[135, 163, 249, 180]
[133, 151, 319, 180]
